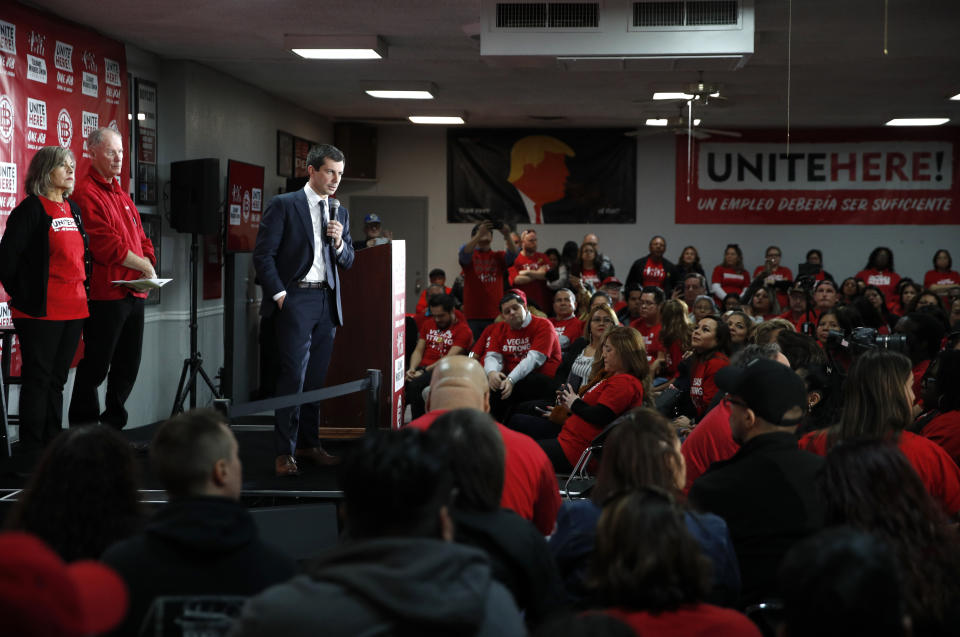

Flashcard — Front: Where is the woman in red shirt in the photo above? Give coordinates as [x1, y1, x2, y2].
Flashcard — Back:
[855, 247, 901, 307]
[892, 280, 922, 317]
[710, 244, 750, 304]
[743, 285, 780, 322]
[687, 315, 732, 419]
[0, 147, 90, 456]
[723, 310, 753, 354]
[924, 249, 960, 297]
[799, 349, 960, 515]
[653, 300, 692, 381]
[594, 490, 761, 637]
[549, 326, 650, 472]
[675, 245, 705, 278]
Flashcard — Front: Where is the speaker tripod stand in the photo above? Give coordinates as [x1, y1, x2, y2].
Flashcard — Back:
[171, 232, 221, 415]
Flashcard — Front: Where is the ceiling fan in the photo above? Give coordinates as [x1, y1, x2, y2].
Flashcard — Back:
[624, 110, 741, 139]
[649, 71, 729, 107]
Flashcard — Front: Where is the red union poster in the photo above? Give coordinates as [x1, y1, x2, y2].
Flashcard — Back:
[675, 130, 959, 224]
[225, 160, 264, 253]
[0, 3, 129, 321]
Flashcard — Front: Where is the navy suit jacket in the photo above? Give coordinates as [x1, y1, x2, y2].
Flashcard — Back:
[253, 189, 355, 324]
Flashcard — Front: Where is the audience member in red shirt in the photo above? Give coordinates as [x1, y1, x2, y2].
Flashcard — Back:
[798, 349, 960, 515]
[723, 310, 753, 354]
[924, 249, 960, 298]
[625, 235, 679, 294]
[753, 245, 793, 308]
[405, 294, 474, 419]
[778, 283, 816, 335]
[595, 491, 760, 637]
[855, 246, 901, 310]
[406, 356, 561, 535]
[549, 288, 583, 351]
[0, 147, 89, 457]
[508, 229, 552, 313]
[917, 350, 960, 466]
[812, 278, 839, 315]
[652, 299, 691, 380]
[484, 290, 562, 420]
[414, 268, 452, 315]
[569, 241, 613, 295]
[891, 280, 922, 317]
[687, 315, 732, 420]
[743, 285, 780, 322]
[710, 244, 750, 303]
[548, 326, 649, 472]
[458, 221, 518, 338]
[628, 286, 664, 364]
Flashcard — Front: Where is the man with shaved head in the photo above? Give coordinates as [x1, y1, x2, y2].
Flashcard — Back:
[406, 356, 561, 535]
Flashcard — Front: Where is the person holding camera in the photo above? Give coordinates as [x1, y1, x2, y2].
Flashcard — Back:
[459, 220, 518, 339]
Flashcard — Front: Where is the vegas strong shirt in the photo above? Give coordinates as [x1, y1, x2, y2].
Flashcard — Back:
[461, 247, 513, 320]
[488, 315, 562, 377]
[418, 317, 474, 368]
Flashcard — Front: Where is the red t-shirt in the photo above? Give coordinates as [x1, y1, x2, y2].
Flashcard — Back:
[641, 257, 668, 289]
[658, 337, 685, 379]
[508, 251, 551, 313]
[550, 315, 583, 350]
[462, 249, 509, 320]
[921, 411, 960, 468]
[12, 197, 88, 321]
[912, 359, 930, 409]
[629, 319, 661, 363]
[414, 285, 452, 315]
[603, 604, 762, 637]
[558, 373, 645, 466]
[690, 353, 730, 419]
[417, 317, 473, 368]
[711, 265, 749, 300]
[580, 268, 600, 290]
[469, 321, 501, 360]
[924, 270, 960, 292]
[777, 309, 813, 334]
[407, 410, 561, 535]
[799, 429, 960, 515]
[488, 315, 562, 377]
[855, 269, 901, 309]
[681, 400, 739, 494]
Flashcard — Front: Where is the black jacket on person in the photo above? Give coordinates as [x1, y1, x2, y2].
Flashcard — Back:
[452, 507, 566, 629]
[0, 194, 91, 317]
[101, 496, 296, 637]
[689, 432, 825, 607]
[624, 254, 680, 294]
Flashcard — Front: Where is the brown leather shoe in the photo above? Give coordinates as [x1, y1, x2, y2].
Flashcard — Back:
[295, 446, 341, 466]
[275, 455, 300, 477]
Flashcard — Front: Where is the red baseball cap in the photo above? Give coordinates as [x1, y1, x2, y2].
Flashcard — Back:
[0, 532, 129, 637]
[507, 288, 528, 305]
[601, 277, 623, 288]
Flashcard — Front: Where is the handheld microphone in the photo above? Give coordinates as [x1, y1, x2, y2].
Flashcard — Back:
[327, 198, 340, 244]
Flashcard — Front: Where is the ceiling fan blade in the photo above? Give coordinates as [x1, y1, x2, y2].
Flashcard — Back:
[699, 128, 742, 138]
[625, 128, 666, 138]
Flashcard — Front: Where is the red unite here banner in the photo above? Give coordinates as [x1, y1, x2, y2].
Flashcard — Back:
[675, 130, 960, 224]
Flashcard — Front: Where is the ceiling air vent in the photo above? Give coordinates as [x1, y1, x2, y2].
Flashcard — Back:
[633, 1, 739, 28]
[496, 3, 600, 29]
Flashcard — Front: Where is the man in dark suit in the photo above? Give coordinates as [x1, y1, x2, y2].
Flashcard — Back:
[253, 144, 355, 477]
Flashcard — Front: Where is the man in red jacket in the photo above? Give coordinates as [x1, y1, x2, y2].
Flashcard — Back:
[68, 128, 155, 429]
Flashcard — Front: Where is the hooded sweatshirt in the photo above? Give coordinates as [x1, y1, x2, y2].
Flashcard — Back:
[230, 536, 526, 637]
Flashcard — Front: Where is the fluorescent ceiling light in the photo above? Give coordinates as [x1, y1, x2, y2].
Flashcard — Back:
[949, 93, 960, 101]
[293, 48, 381, 59]
[885, 118, 949, 126]
[366, 90, 434, 99]
[285, 34, 385, 60]
[653, 92, 720, 100]
[646, 119, 700, 126]
[409, 115, 465, 125]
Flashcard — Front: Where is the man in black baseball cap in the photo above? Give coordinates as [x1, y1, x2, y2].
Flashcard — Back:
[689, 358, 825, 607]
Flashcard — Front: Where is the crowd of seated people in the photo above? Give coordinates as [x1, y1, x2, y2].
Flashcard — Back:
[3, 233, 960, 636]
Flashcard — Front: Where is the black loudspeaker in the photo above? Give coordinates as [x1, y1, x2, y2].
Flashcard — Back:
[334, 122, 377, 180]
[170, 158, 220, 234]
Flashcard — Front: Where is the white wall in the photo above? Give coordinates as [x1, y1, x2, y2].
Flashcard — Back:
[344, 129, 959, 291]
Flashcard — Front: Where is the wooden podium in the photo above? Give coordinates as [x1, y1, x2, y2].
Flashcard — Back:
[319, 241, 405, 436]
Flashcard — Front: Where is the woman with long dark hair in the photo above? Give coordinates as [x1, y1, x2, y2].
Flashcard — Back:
[723, 310, 753, 354]
[859, 285, 897, 332]
[743, 285, 780, 322]
[652, 300, 692, 381]
[0, 146, 90, 458]
[589, 489, 759, 635]
[549, 408, 741, 607]
[676, 245, 705, 277]
[820, 438, 960, 635]
[4, 425, 141, 560]
[893, 279, 922, 317]
[839, 276, 861, 304]
[570, 242, 614, 294]
[686, 315, 732, 419]
[544, 326, 650, 473]
[799, 349, 960, 515]
[710, 244, 749, 304]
